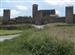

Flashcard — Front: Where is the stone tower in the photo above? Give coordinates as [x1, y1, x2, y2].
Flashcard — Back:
[3, 9, 10, 24]
[65, 6, 73, 24]
[32, 4, 39, 24]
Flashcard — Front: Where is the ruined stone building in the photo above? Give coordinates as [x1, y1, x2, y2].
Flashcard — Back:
[2, 4, 75, 25]
[32, 4, 75, 25]
[65, 6, 74, 24]
[2, 9, 10, 24]
[32, 4, 57, 25]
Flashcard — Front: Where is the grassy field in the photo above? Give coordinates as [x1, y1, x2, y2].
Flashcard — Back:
[0, 23, 75, 55]
[45, 23, 75, 43]
[0, 24, 32, 35]
[0, 30, 22, 35]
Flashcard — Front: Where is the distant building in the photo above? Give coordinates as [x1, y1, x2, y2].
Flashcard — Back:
[2, 9, 10, 24]
[32, 4, 59, 25]
[32, 4, 75, 25]
[32, 4, 39, 24]
[65, 6, 73, 24]
[2, 4, 75, 25]
[32, 4, 57, 25]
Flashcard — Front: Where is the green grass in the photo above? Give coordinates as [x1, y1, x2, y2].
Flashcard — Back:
[0, 24, 33, 35]
[0, 30, 22, 35]
[0, 23, 75, 55]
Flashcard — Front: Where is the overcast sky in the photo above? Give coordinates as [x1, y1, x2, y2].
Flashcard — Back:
[0, 0, 75, 18]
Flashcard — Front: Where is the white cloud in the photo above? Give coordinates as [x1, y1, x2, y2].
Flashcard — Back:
[0, 9, 4, 16]
[2, 0, 31, 2]
[5, 0, 22, 1]
[56, 10, 60, 15]
[16, 5, 28, 10]
[11, 9, 20, 18]
[44, 0, 74, 6]
[11, 10, 20, 15]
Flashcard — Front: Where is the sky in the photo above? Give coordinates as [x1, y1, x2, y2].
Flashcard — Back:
[0, 0, 75, 18]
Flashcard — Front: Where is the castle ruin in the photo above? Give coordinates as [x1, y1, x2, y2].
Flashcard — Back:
[1, 4, 75, 25]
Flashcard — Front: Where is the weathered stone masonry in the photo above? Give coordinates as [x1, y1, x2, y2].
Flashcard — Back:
[3, 9, 10, 24]
[65, 6, 74, 24]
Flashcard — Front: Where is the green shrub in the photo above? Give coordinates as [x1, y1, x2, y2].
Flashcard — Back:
[21, 38, 74, 55]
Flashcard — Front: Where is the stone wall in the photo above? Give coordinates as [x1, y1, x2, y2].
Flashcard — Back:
[43, 16, 65, 24]
[15, 16, 32, 24]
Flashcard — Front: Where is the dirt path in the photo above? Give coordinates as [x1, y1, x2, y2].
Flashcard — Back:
[0, 34, 20, 41]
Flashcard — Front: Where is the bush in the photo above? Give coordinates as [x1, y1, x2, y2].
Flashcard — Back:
[20, 36, 74, 55]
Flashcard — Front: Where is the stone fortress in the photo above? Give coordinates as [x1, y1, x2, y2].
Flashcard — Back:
[1, 3, 75, 25]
